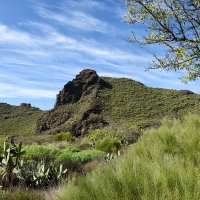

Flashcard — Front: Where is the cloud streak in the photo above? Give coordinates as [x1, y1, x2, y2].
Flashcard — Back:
[0, 83, 56, 98]
[35, 3, 110, 33]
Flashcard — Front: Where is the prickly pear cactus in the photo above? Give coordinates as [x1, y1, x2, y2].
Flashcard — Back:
[0, 137, 25, 189]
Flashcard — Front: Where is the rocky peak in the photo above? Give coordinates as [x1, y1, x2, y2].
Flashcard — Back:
[20, 103, 32, 108]
[55, 69, 100, 108]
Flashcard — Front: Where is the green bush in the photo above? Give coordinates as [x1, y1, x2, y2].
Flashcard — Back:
[95, 138, 121, 153]
[23, 145, 60, 163]
[72, 149, 106, 163]
[57, 149, 105, 164]
[22, 144, 105, 170]
[55, 145, 80, 165]
[83, 128, 140, 148]
[83, 129, 119, 146]
[54, 132, 76, 142]
[61, 145, 80, 153]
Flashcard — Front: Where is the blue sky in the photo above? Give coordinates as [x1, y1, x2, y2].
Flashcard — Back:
[0, 0, 199, 110]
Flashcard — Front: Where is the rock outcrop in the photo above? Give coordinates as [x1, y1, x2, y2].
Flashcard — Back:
[55, 69, 101, 108]
[180, 90, 194, 95]
[37, 69, 108, 136]
[20, 103, 32, 108]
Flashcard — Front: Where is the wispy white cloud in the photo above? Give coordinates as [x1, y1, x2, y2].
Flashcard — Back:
[0, 22, 153, 65]
[0, 24, 35, 46]
[61, 0, 106, 10]
[35, 3, 110, 32]
[0, 83, 56, 98]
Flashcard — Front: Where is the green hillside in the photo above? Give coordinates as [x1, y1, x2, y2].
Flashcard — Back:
[47, 114, 200, 200]
[0, 103, 42, 137]
[1, 70, 200, 138]
[99, 77, 200, 128]
[36, 70, 200, 135]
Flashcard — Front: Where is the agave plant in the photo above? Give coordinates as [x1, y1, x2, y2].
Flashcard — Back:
[0, 137, 25, 189]
[29, 162, 68, 188]
[0, 138, 68, 190]
[105, 150, 121, 162]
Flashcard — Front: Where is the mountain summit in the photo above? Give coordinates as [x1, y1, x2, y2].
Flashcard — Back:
[55, 69, 101, 108]
[37, 69, 107, 135]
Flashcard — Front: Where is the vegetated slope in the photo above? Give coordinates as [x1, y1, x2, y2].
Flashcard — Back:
[37, 69, 200, 135]
[0, 103, 42, 136]
[98, 77, 200, 128]
[48, 114, 200, 200]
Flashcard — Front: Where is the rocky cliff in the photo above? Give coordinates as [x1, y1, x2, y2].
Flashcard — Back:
[36, 69, 107, 135]
[55, 69, 101, 107]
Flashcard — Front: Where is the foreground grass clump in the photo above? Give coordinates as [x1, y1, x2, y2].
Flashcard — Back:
[48, 114, 200, 200]
[0, 189, 43, 200]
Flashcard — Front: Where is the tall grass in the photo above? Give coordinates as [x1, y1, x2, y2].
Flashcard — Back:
[0, 189, 43, 200]
[47, 114, 200, 200]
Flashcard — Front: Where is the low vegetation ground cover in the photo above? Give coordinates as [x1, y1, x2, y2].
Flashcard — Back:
[99, 77, 200, 128]
[1, 76, 200, 140]
[0, 139, 106, 194]
[48, 114, 200, 200]
[0, 189, 44, 200]
[0, 103, 42, 136]
[23, 144, 106, 165]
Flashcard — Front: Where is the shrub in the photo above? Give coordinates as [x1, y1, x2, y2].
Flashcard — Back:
[23, 145, 60, 163]
[72, 150, 106, 163]
[24, 145, 60, 162]
[54, 132, 76, 142]
[61, 145, 80, 153]
[83, 128, 140, 148]
[95, 138, 121, 153]
[82, 129, 119, 147]
[55, 145, 80, 163]
[56, 148, 105, 164]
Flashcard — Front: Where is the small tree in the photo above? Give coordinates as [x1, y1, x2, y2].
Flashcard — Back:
[125, 0, 200, 82]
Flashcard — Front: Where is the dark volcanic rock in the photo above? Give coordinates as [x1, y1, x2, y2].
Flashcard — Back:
[20, 103, 32, 108]
[36, 69, 108, 135]
[55, 69, 100, 107]
[180, 90, 194, 95]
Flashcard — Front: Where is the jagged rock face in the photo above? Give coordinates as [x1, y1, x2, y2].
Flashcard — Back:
[36, 69, 108, 135]
[55, 69, 100, 108]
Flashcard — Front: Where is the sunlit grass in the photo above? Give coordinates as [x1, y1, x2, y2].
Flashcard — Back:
[48, 114, 200, 200]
